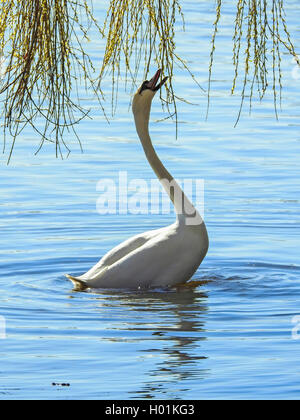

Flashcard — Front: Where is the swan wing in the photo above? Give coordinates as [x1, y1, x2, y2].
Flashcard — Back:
[75, 226, 168, 281]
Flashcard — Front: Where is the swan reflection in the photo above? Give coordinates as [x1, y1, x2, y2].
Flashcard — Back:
[92, 284, 209, 398]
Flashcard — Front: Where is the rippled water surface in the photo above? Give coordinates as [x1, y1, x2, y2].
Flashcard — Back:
[1, 0, 300, 400]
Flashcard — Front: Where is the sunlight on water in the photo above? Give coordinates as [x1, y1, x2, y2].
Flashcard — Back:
[0, 0, 300, 400]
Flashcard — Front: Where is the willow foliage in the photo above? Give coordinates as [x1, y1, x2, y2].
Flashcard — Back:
[0, 0, 299, 162]
[208, 0, 300, 124]
[0, 0, 104, 163]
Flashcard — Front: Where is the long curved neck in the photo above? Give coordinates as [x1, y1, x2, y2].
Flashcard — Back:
[134, 109, 173, 184]
[134, 104, 200, 223]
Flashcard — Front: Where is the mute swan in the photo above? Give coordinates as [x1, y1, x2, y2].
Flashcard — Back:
[66, 70, 209, 290]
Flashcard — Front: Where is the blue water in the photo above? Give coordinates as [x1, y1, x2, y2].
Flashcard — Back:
[1, 0, 300, 400]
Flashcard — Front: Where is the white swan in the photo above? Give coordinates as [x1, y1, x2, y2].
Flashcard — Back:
[66, 70, 209, 290]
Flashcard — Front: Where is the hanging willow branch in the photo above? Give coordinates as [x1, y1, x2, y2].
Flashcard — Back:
[98, 0, 204, 133]
[0, 0, 105, 163]
[0, 0, 299, 162]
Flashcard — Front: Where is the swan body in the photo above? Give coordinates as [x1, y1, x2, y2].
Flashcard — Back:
[66, 70, 209, 290]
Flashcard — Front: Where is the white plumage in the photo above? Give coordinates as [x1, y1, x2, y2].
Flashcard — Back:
[66, 70, 209, 290]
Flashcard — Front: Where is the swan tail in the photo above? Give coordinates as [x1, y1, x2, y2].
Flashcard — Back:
[65, 274, 88, 291]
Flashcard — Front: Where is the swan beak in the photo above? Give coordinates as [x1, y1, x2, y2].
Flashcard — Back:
[146, 69, 168, 91]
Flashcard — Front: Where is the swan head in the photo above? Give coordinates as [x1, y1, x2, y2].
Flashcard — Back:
[132, 69, 168, 117]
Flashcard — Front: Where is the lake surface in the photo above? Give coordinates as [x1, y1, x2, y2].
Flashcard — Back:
[0, 0, 300, 400]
